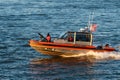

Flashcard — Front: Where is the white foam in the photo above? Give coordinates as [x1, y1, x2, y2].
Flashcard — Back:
[61, 50, 120, 60]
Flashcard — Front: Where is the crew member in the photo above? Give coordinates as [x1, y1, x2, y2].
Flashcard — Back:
[46, 33, 51, 42]
[105, 44, 109, 47]
[68, 36, 73, 42]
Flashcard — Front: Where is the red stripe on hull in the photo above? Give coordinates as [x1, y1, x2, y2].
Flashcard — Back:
[29, 40, 116, 56]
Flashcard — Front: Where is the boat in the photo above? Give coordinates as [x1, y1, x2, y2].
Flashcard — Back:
[29, 29, 116, 57]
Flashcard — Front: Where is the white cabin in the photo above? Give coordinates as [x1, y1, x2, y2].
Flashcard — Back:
[54, 31, 93, 46]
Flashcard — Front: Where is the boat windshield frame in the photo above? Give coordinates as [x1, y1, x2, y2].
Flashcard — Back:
[59, 32, 67, 39]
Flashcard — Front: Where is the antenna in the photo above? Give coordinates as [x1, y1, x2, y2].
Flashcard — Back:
[87, 12, 95, 31]
[91, 12, 95, 25]
[87, 13, 91, 28]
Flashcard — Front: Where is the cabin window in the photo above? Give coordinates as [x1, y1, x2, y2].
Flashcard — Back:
[76, 34, 90, 42]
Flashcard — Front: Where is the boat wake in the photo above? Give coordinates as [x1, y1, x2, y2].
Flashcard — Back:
[61, 51, 120, 61]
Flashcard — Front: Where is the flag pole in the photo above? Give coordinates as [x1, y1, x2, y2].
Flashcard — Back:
[91, 12, 94, 25]
[88, 12, 95, 32]
[88, 13, 91, 30]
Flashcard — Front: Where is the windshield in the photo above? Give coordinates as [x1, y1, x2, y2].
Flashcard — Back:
[59, 32, 67, 39]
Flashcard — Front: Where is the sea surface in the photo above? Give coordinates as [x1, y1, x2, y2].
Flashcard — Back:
[0, 0, 120, 80]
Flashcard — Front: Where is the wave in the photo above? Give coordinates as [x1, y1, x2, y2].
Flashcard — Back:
[61, 50, 120, 61]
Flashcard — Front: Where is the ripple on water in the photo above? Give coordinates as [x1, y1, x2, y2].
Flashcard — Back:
[0, 0, 120, 80]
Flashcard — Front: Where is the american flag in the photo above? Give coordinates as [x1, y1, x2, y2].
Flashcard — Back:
[90, 24, 97, 32]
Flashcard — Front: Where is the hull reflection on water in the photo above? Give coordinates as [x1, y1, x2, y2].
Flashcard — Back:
[29, 50, 120, 80]
[31, 57, 94, 65]
[29, 57, 94, 80]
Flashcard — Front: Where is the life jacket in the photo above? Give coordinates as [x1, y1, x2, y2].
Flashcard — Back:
[68, 37, 73, 42]
[46, 36, 51, 42]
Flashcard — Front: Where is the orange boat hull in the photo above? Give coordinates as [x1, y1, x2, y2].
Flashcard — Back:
[29, 40, 116, 57]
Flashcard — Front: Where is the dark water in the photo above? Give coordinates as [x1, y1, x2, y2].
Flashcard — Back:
[0, 0, 120, 80]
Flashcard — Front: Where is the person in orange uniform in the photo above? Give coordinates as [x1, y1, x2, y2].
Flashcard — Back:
[68, 36, 73, 42]
[46, 33, 51, 42]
